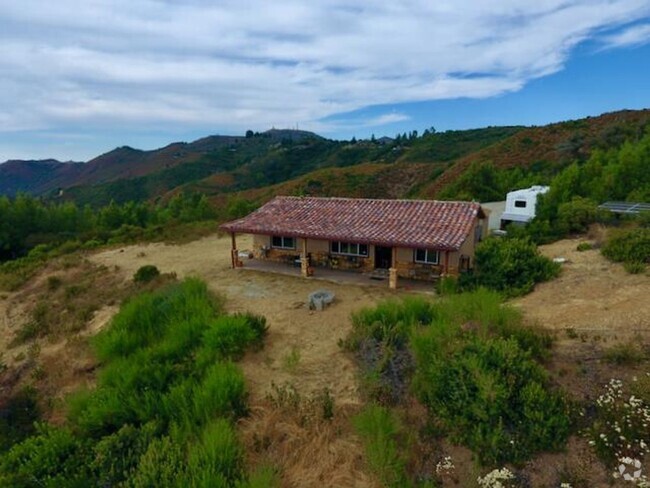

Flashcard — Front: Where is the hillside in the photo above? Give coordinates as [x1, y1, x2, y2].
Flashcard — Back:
[0, 159, 83, 197]
[1, 109, 649, 207]
[418, 109, 650, 198]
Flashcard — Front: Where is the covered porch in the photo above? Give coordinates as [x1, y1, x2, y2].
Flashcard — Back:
[234, 255, 437, 293]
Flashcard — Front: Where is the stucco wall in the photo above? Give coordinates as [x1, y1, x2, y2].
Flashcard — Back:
[241, 222, 487, 279]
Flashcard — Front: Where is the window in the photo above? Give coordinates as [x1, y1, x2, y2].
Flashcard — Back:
[331, 241, 368, 257]
[271, 235, 295, 249]
[414, 248, 439, 265]
[514, 200, 527, 208]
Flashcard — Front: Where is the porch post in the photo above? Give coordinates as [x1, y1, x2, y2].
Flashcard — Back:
[230, 232, 237, 269]
[444, 250, 450, 276]
[300, 238, 312, 277]
[389, 247, 398, 290]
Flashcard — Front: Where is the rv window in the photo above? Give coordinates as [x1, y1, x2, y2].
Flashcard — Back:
[514, 200, 527, 208]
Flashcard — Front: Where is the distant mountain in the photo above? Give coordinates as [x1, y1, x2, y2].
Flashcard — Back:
[2, 111, 649, 207]
[0, 159, 83, 197]
[0, 129, 323, 199]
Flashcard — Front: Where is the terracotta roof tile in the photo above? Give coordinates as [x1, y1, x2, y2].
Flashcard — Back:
[220, 196, 484, 251]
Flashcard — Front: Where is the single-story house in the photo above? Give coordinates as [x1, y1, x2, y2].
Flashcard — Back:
[220, 196, 488, 286]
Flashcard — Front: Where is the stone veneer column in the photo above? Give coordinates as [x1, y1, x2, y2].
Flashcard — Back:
[389, 267, 398, 289]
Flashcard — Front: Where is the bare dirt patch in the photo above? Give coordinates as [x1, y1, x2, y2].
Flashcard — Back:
[514, 237, 649, 336]
[0, 258, 129, 424]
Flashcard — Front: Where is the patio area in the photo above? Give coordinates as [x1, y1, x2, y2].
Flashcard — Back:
[236, 257, 437, 294]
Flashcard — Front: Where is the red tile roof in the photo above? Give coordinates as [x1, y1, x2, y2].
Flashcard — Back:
[220, 196, 485, 251]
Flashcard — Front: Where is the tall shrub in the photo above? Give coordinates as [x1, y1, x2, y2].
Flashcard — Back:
[471, 237, 560, 296]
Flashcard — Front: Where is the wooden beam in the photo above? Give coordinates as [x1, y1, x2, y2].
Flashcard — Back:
[302, 238, 307, 258]
[391, 247, 397, 268]
[444, 250, 449, 275]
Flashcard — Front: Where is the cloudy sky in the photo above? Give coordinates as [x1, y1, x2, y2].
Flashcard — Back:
[1, 0, 649, 161]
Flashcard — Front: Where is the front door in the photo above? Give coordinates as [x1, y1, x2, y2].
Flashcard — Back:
[375, 246, 392, 269]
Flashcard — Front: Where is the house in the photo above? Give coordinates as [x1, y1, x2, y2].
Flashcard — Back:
[220, 196, 488, 288]
[500, 186, 549, 228]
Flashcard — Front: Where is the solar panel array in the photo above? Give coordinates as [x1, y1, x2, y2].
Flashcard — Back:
[598, 201, 650, 214]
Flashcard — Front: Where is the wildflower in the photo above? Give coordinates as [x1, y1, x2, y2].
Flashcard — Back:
[435, 456, 454, 475]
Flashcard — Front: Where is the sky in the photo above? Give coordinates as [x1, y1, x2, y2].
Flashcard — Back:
[0, 1, 649, 162]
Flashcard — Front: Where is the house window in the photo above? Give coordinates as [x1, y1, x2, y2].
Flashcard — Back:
[514, 200, 527, 208]
[414, 248, 439, 265]
[331, 241, 368, 257]
[271, 236, 295, 249]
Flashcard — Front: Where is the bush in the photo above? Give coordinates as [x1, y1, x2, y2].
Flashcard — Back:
[602, 227, 650, 264]
[471, 237, 560, 296]
[436, 276, 459, 295]
[412, 333, 571, 465]
[576, 242, 592, 252]
[557, 197, 600, 234]
[623, 261, 646, 274]
[133, 264, 160, 283]
[347, 291, 566, 465]
[1, 278, 265, 486]
[0, 387, 40, 452]
[127, 436, 185, 488]
[0, 423, 93, 486]
[47, 275, 63, 291]
[353, 405, 407, 487]
[603, 342, 645, 365]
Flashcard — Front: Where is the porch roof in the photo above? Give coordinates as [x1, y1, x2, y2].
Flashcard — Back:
[220, 196, 484, 251]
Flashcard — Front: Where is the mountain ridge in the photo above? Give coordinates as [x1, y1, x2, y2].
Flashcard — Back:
[1, 110, 649, 204]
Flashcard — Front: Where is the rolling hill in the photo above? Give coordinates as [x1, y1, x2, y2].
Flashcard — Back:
[1, 109, 649, 207]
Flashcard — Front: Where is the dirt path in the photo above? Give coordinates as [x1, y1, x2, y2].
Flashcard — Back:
[90, 234, 399, 405]
[514, 237, 650, 336]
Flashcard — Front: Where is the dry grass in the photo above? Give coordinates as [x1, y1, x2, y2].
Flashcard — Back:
[239, 398, 377, 488]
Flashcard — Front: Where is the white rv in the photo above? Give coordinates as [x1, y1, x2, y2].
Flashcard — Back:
[500, 185, 549, 228]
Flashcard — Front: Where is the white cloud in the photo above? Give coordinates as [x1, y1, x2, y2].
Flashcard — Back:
[600, 23, 650, 48]
[367, 113, 411, 126]
[0, 0, 649, 144]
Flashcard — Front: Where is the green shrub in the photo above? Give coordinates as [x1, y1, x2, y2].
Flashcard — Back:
[557, 197, 599, 234]
[47, 275, 63, 291]
[92, 423, 158, 486]
[623, 261, 646, 274]
[236, 466, 281, 488]
[0, 423, 93, 486]
[183, 419, 244, 486]
[603, 342, 645, 365]
[576, 242, 592, 252]
[412, 331, 571, 465]
[0, 387, 40, 452]
[347, 290, 565, 466]
[2, 278, 264, 486]
[353, 405, 407, 487]
[602, 227, 650, 264]
[127, 436, 186, 488]
[12, 301, 50, 344]
[471, 237, 560, 296]
[436, 276, 458, 295]
[133, 264, 160, 283]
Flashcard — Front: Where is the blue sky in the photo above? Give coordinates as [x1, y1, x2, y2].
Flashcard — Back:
[0, 1, 649, 162]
